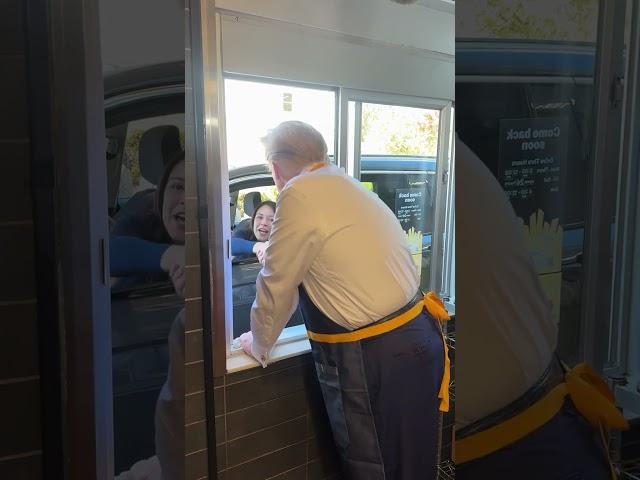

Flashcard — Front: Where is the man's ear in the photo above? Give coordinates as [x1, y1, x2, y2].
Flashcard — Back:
[271, 161, 284, 186]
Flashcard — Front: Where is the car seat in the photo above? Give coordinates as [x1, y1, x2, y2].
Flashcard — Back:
[231, 192, 263, 240]
[111, 126, 182, 240]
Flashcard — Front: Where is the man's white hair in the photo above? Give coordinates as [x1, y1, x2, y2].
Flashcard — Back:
[262, 121, 328, 167]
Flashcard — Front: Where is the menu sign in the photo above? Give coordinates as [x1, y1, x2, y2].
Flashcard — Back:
[498, 117, 569, 222]
[395, 188, 426, 271]
[395, 188, 425, 231]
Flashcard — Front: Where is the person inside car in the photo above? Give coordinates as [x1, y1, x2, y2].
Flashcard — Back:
[231, 200, 275, 264]
[110, 150, 186, 296]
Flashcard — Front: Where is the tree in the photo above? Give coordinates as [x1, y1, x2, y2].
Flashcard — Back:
[465, 0, 597, 41]
[360, 103, 439, 157]
[124, 129, 144, 186]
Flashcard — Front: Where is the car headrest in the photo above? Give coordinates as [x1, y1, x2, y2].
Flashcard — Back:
[243, 192, 262, 218]
[138, 125, 182, 185]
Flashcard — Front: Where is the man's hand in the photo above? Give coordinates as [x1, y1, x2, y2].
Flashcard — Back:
[239, 331, 254, 357]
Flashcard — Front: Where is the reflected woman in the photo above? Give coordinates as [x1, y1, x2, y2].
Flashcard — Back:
[110, 150, 186, 296]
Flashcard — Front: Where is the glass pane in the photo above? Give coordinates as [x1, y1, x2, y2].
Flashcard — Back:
[225, 79, 336, 170]
[224, 78, 336, 344]
[358, 102, 441, 291]
[108, 112, 185, 475]
[360, 103, 439, 157]
[456, 0, 598, 43]
[456, 60, 609, 368]
[117, 114, 185, 207]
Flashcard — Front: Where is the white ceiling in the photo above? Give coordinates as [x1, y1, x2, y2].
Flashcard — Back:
[99, 0, 454, 75]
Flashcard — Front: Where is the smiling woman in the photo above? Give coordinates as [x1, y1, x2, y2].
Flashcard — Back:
[158, 152, 186, 244]
[109, 150, 186, 292]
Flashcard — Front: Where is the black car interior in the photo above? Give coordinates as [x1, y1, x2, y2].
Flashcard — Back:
[110, 125, 182, 239]
[109, 123, 184, 473]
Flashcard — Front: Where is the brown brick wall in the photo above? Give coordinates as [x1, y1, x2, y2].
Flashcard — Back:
[0, 0, 43, 477]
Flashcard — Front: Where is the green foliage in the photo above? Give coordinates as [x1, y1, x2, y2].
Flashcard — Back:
[123, 128, 186, 187]
[360, 104, 439, 157]
[235, 186, 279, 222]
[473, 0, 597, 41]
[124, 129, 145, 186]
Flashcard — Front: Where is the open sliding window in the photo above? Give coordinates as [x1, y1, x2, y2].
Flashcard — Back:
[193, 5, 455, 374]
[224, 77, 338, 370]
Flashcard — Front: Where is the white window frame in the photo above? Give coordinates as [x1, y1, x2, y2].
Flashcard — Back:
[196, 8, 455, 373]
[338, 89, 455, 296]
[225, 87, 456, 372]
[222, 76, 340, 369]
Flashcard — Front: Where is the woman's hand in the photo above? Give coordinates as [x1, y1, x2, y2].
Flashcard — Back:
[168, 263, 186, 298]
[253, 241, 269, 265]
[160, 245, 185, 272]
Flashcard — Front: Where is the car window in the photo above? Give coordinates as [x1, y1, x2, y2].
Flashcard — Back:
[232, 184, 279, 229]
[106, 95, 186, 474]
[116, 113, 185, 208]
[230, 175, 306, 337]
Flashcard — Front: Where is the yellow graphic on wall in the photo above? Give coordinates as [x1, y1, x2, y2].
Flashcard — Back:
[521, 209, 563, 325]
[406, 226, 423, 271]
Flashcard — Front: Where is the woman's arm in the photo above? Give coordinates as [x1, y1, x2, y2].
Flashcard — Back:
[110, 235, 171, 276]
[231, 237, 257, 256]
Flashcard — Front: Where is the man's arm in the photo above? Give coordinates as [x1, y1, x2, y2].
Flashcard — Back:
[249, 186, 323, 366]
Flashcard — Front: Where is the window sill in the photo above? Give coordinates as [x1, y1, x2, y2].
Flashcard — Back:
[226, 324, 311, 374]
[615, 381, 640, 419]
[444, 300, 455, 316]
[224, 299, 455, 374]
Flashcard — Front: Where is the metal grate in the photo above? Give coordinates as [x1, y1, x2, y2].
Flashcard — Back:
[621, 460, 640, 479]
[438, 460, 455, 480]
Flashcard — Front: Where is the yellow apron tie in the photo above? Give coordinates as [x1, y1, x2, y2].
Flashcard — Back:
[424, 292, 451, 413]
[455, 362, 630, 478]
[306, 291, 452, 413]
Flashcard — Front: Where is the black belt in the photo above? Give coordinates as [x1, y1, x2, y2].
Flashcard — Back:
[457, 355, 566, 439]
[362, 290, 424, 328]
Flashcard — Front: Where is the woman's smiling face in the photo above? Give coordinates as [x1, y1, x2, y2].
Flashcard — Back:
[162, 160, 185, 244]
[252, 204, 275, 241]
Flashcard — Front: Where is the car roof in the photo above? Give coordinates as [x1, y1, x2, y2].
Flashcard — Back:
[456, 40, 596, 77]
[104, 61, 185, 99]
[229, 164, 270, 181]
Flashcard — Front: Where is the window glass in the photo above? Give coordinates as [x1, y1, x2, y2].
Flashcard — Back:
[457, 80, 595, 366]
[225, 78, 336, 346]
[225, 79, 335, 170]
[232, 185, 279, 228]
[360, 103, 439, 157]
[107, 110, 185, 475]
[356, 102, 441, 291]
[117, 113, 185, 207]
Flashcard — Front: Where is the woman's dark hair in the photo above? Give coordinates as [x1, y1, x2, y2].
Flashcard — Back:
[250, 200, 276, 239]
[156, 149, 185, 217]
